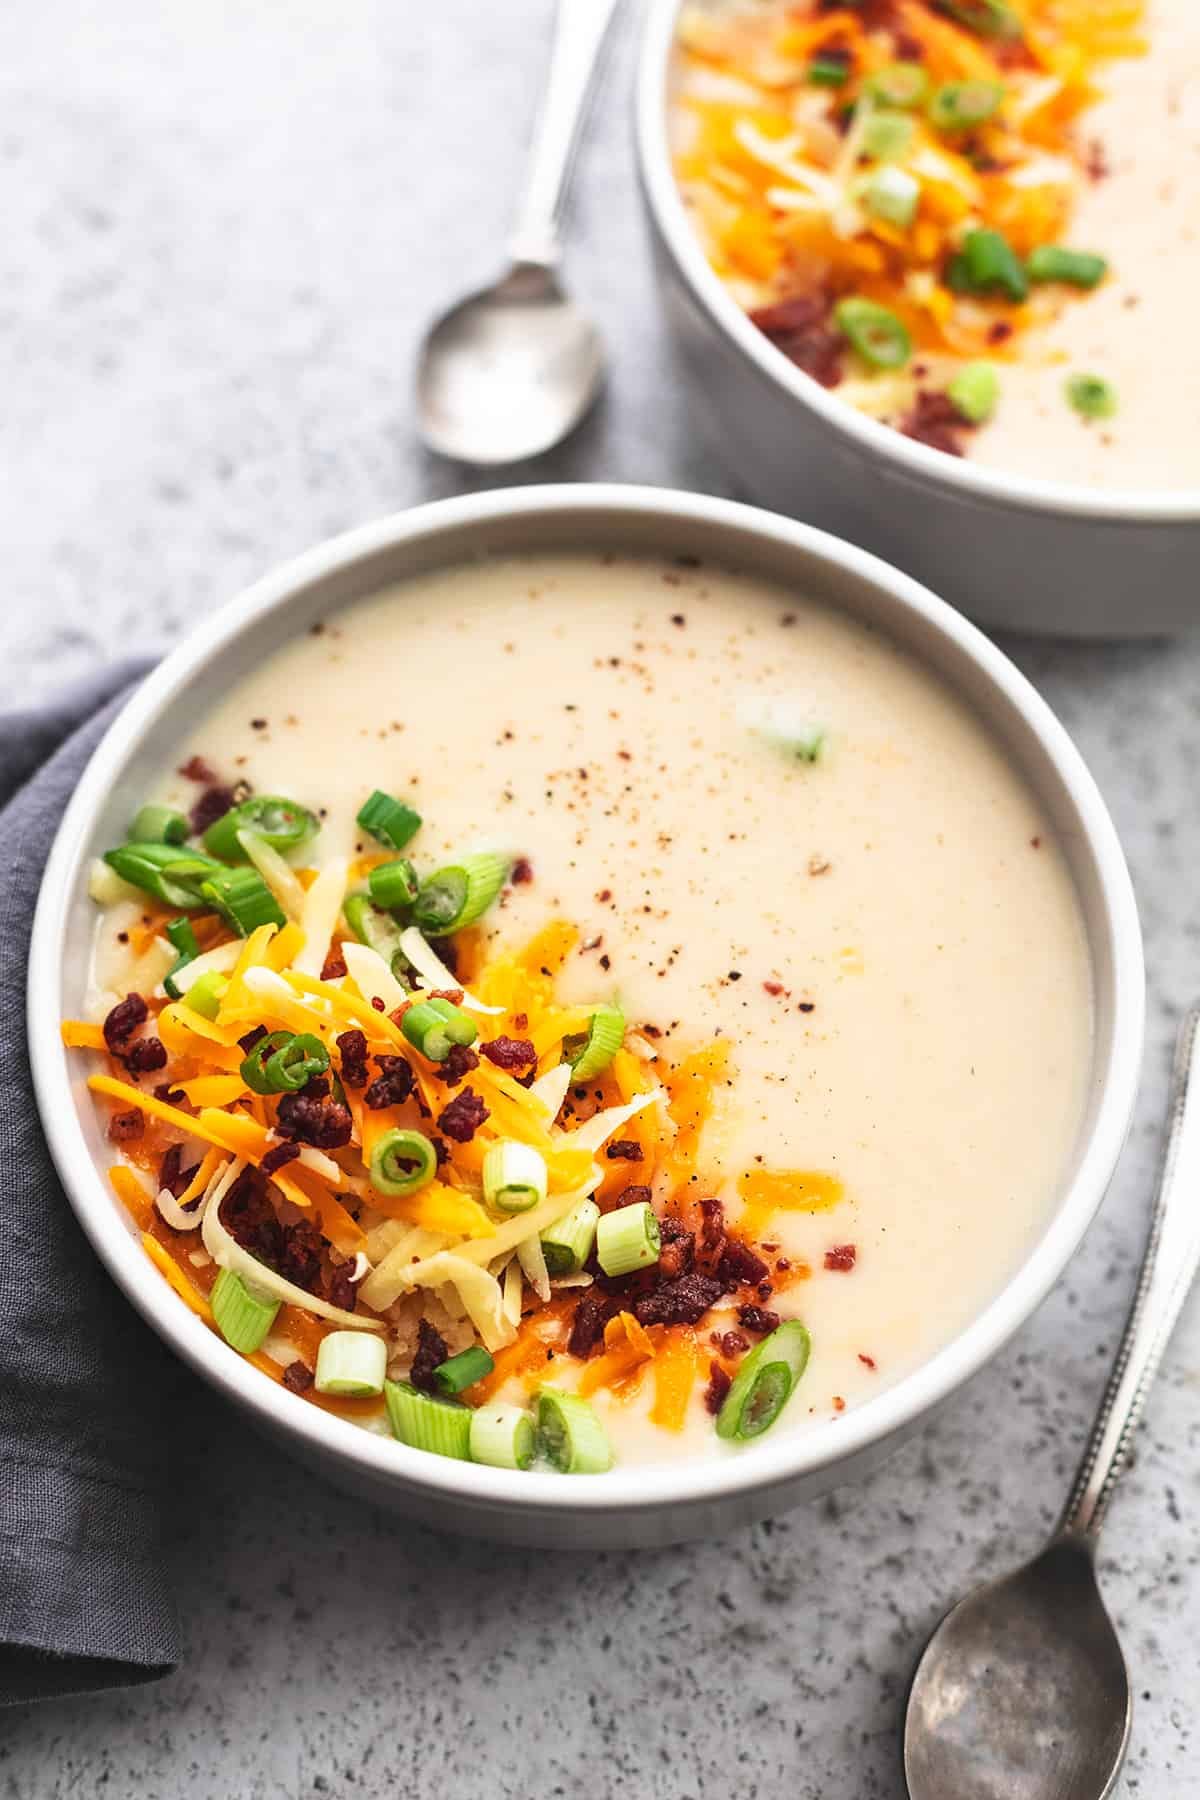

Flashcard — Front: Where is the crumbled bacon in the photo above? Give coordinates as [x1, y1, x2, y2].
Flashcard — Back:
[737, 1303, 781, 1336]
[436, 1044, 480, 1087]
[326, 1259, 357, 1313]
[704, 1362, 732, 1415]
[364, 1055, 415, 1110]
[282, 1361, 314, 1394]
[275, 1091, 353, 1149]
[103, 992, 148, 1050]
[437, 1087, 489, 1143]
[605, 1139, 643, 1162]
[719, 1240, 770, 1291]
[238, 1026, 268, 1054]
[720, 1330, 749, 1357]
[858, 1352, 877, 1370]
[567, 1291, 610, 1359]
[189, 785, 235, 836]
[178, 754, 217, 783]
[158, 1143, 192, 1197]
[261, 1141, 301, 1177]
[825, 1243, 857, 1272]
[634, 1270, 722, 1327]
[900, 390, 967, 457]
[125, 1035, 167, 1074]
[107, 1108, 144, 1143]
[749, 292, 844, 387]
[335, 1029, 369, 1089]
[480, 1035, 537, 1072]
[510, 858, 533, 885]
[409, 1317, 450, 1393]
[695, 1197, 727, 1272]
[320, 946, 348, 981]
[658, 1216, 695, 1281]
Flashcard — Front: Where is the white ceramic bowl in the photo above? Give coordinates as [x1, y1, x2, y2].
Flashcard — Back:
[635, 0, 1200, 640]
[29, 485, 1144, 1547]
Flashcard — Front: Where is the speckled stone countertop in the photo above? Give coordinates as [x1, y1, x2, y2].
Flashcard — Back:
[4, 3, 1199, 1795]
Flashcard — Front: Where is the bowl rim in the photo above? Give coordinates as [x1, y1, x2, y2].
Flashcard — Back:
[634, 0, 1200, 525]
[29, 483, 1145, 1519]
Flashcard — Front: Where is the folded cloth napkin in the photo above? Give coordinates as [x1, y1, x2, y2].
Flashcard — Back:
[0, 658, 185, 1705]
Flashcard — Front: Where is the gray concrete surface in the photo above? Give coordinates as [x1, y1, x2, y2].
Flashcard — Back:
[3, 2, 1198, 1795]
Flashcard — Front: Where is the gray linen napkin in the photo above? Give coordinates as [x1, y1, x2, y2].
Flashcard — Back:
[0, 658, 185, 1704]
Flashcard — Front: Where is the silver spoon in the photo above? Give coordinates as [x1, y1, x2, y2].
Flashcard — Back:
[415, 0, 621, 465]
[905, 1004, 1200, 1800]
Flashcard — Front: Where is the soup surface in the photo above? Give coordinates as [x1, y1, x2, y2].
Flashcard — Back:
[80, 551, 1092, 1467]
[672, 0, 1200, 489]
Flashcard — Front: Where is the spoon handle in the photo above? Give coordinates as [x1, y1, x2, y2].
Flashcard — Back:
[1059, 1004, 1200, 1541]
[507, 0, 622, 268]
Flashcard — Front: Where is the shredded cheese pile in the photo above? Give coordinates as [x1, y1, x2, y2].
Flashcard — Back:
[674, 0, 1146, 384]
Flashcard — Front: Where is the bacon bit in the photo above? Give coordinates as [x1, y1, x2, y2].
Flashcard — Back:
[409, 1317, 449, 1394]
[178, 754, 217, 783]
[261, 1142, 301, 1177]
[511, 1013, 528, 1032]
[431, 1135, 450, 1168]
[1086, 138, 1110, 181]
[429, 988, 465, 1006]
[371, 996, 386, 1012]
[125, 1035, 167, 1074]
[480, 1035, 537, 1072]
[988, 319, 1014, 345]
[858, 1352, 877, 1370]
[595, 888, 613, 904]
[718, 1239, 770, 1291]
[103, 992, 148, 1051]
[641, 1023, 662, 1039]
[189, 785, 235, 836]
[108, 1108, 144, 1143]
[763, 980, 786, 997]
[510, 857, 534, 885]
[658, 1217, 695, 1281]
[239, 1026, 268, 1054]
[153, 1082, 189, 1109]
[635, 1271, 722, 1328]
[436, 1044, 480, 1087]
[749, 292, 843, 387]
[1030, 835, 1042, 849]
[158, 1144, 189, 1197]
[275, 1092, 353, 1150]
[704, 1362, 732, 1416]
[282, 1361, 314, 1394]
[696, 1197, 727, 1271]
[437, 1086, 490, 1144]
[833, 1395, 846, 1413]
[824, 1243, 857, 1272]
[321, 946, 348, 981]
[737, 1303, 781, 1336]
[567, 1291, 611, 1359]
[335, 1029, 369, 1089]
[720, 1330, 749, 1357]
[605, 1139, 644, 1162]
[364, 1055, 415, 1110]
[901, 391, 968, 458]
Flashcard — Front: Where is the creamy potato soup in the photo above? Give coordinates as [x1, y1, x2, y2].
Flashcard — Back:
[673, 0, 1200, 489]
[72, 551, 1091, 1471]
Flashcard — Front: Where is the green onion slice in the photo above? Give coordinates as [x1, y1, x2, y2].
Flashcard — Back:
[129, 803, 189, 846]
[867, 61, 929, 108]
[596, 1201, 661, 1278]
[412, 851, 512, 936]
[807, 54, 849, 86]
[1065, 372, 1118, 420]
[370, 1127, 437, 1197]
[314, 1330, 387, 1397]
[240, 1029, 292, 1093]
[343, 892, 407, 977]
[200, 866, 286, 936]
[184, 971, 229, 1021]
[211, 1266, 280, 1353]
[715, 1320, 812, 1441]
[535, 1388, 613, 1474]
[384, 1380, 473, 1460]
[103, 842, 224, 909]
[862, 165, 920, 227]
[241, 1030, 330, 1094]
[565, 1004, 626, 1081]
[928, 78, 1005, 134]
[400, 999, 477, 1064]
[947, 359, 1000, 423]
[946, 227, 1028, 302]
[833, 297, 912, 370]
[433, 1344, 495, 1396]
[368, 858, 420, 912]
[861, 110, 914, 161]
[937, 0, 1022, 39]
[539, 1197, 600, 1277]
[163, 917, 201, 1000]
[482, 1140, 548, 1214]
[1026, 245, 1108, 289]
[357, 790, 422, 852]
[470, 1401, 535, 1470]
[203, 795, 318, 862]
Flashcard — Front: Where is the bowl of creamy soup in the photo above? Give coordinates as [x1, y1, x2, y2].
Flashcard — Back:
[637, 0, 1200, 636]
[29, 486, 1143, 1547]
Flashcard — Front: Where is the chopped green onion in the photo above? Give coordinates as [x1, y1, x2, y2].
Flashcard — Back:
[357, 790, 422, 852]
[314, 1330, 387, 1397]
[400, 998, 477, 1063]
[539, 1197, 600, 1277]
[240, 1031, 329, 1094]
[928, 79, 1005, 133]
[862, 165, 920, 227]
[200, 866, 286, 936]
[129, 804, 189, 846]
[163, 917, 200, 1000]
[239, 1029, 293, 1094]
[861, 110, 914, 161]
[211, 1266, 280, 1353]
[412, 851, 512, 936]
[369, 1127, 437, 1197]
[596, 1200, 661, 1278]
[203, 795, 318, 862]
[1065, 372, 1118, 420]
[470, 1401, 535, 1470]
[385, 1380, 473, 1459]
[368, 858, 420, 912]
[103, 842, 223, 909]
[535, 1388, 613, 1474]
[715, 1320, 812, 1441]
[433, 1344, 495, 1395]
[936, 0, 1022, 39]
[343, 893, 407, 978]
[866, 61, 929, 108]
[947, 359, 1000, 423]
[566, 1004, 626, 1081]
[483, 1140, 548, 1213]
[184, 971, 229, 1021]
[1026, 245, 1108, 289]
[807, 54, 849, 86]
[833, 297, 912, 369]
[946, 227, 1028, 302]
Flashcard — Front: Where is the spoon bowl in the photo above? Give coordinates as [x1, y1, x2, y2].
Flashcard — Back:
[416, 264, 605, 465]
[905, 1537, 1130, 1800]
